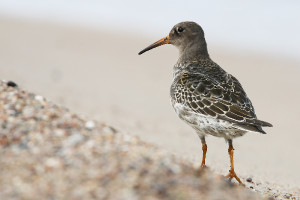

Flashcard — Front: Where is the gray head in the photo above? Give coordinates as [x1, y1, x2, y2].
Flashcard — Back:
[138, 21, 209, 60]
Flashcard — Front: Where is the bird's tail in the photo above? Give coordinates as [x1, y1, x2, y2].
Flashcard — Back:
[235, 119, 272, 134]
[253, 119, 273, 127]
[254, 119, 273, 134]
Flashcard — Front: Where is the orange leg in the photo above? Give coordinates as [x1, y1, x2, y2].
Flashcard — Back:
[200, 137, 207, 168]
[201, 143, 207, 167]
[226, 140, 243, 184]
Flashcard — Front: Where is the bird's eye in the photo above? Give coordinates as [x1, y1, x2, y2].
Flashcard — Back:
[177, 27, 184, 33]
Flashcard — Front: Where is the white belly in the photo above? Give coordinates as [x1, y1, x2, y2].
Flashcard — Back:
[172, 102, 247, 139]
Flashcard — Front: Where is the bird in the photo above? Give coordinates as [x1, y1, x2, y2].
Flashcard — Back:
[138, 21, 272, 184]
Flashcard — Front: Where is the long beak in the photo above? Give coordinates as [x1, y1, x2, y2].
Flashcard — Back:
[138, 36, 170, 55]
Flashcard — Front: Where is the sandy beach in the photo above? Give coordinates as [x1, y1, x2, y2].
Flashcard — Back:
[0, 15, 299, 196]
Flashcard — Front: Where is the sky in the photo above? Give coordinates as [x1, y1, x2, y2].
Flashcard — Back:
[0, 0, 299, 59]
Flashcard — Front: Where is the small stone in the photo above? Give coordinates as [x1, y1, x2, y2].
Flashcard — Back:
[102, 126, 116, 134]
[64, 133, 84, 147]
[23, 106, 35, 118]
[246, 177, 253, 183]
[170, 164, 181, 174]
[35, 95, 44, 103]
[55, 129, 65, 137]
[123, 134, 132, 142]
[7, 81, 17, 87]
[45, 158, 61, 168]
[85, 120, 95, 130]
[85, 140, 95, 148]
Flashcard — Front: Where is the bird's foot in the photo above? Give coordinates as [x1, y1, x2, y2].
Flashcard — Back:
[200, 164, 208, 171]
[226, 170, 244, 185]
[201, 162, 209, 168]
[195, 164, 208, 176]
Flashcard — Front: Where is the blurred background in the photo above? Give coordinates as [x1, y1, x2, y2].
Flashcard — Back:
[0, 0, 299, 187]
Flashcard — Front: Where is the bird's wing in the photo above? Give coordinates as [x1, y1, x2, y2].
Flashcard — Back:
[172, 72, 272, 133]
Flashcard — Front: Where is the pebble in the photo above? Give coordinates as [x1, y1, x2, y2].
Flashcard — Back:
[23, 106, 35, 118]
[34, 95, 44, 103]
[7, 81, 17, 87]
[246, 177, 253, 183]
[64, 133, 84, 147]
[45, 157, 61, 169]
[85, 120, 95, 130]
[55, 129, 65, 137]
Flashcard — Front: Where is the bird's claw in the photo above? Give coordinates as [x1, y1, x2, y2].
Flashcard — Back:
[226, 170, 244, 185]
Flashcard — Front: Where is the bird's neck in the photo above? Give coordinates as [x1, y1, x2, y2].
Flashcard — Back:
[173, 39, 210, 78]
[178, 38, 210, 63]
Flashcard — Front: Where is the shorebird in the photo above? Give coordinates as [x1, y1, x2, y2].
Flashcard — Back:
[138, 21, 272, 184]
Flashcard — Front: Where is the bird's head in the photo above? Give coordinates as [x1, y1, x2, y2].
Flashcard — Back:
[138, 21, 207, 56]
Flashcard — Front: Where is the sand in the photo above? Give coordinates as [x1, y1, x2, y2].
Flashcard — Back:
[0, 16, 299, 196]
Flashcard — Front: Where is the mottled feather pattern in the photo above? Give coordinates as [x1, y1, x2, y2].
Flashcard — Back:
[171, 59, 272, 136]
